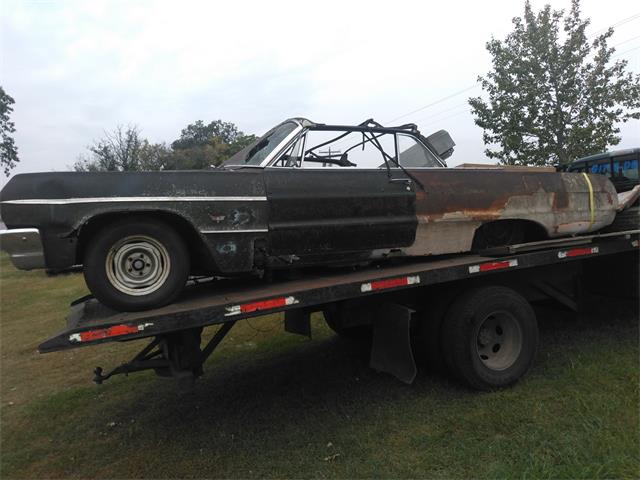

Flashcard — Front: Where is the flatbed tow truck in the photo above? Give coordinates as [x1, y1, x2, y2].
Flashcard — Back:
[38, 229, 639, 391]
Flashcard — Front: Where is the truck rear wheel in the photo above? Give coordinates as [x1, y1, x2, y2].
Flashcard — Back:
[413, 287, 461, 373]
[323, 308, 372, 340]
[83, 218, 190, 312]
[441, 286, 538, 391]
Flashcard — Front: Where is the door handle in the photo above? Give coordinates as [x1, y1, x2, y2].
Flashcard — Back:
[389, 178, 412, 184]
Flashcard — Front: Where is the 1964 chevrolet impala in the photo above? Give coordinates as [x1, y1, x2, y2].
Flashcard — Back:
[0, 118, 626, 311]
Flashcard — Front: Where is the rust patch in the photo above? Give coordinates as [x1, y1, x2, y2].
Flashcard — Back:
[410, 169, 613, 225]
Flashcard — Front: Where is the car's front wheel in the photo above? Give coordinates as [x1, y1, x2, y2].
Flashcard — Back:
[83, 218, 190, 311]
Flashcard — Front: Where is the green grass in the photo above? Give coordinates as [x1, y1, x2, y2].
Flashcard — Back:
[1, 253, 638, 479]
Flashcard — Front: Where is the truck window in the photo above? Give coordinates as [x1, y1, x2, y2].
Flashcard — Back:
[589, 160, 612, 177]
[613, 157, 639, 181]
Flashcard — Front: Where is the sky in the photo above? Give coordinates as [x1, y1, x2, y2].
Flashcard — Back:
[1, 0, 639, 186]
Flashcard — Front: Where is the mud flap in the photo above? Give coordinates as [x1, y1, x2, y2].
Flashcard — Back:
[370, 303, 417, 384]
[284, 309, 311, 338]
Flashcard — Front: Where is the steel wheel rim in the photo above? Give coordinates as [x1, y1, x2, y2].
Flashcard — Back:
[105, 235, 171, 296]
[475, 310, 523, 371]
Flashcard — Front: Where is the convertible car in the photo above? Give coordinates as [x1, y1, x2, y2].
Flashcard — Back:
[0, 118, 628, 311]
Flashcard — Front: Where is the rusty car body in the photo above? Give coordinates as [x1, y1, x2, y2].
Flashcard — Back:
[0, 118, 622, 311]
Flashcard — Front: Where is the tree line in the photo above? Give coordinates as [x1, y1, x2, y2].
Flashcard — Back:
[72, 120, 256, 172]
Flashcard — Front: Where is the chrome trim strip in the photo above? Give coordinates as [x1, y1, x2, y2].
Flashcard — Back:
[200, 229, 269, 234]
[1, 196, 268, 205]
[0, 227, 41, 235]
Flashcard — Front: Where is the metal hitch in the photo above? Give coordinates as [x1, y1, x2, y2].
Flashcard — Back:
[93, 322, 236, 389]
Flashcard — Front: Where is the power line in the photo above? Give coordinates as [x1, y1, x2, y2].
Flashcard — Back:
[384, 13, 640, 127]
[590, 12, 640, 37]
[413, 103, 470, 124]
[421, 109, 471, 129]
[612, 34, 640, 48]
[613, 45, 640, 58]
[386, 84, 479, 124]
[418, 37, 640, 127]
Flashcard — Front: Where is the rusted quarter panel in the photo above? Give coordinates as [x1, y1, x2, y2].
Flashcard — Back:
[405, 169, 617, 255]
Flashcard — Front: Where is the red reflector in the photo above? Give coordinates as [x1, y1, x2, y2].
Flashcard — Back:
[565, 247, 594, 257]
[225, 296, 299, 316]
[78, 324, 139, 342]
[558, 246, 598, 259]
[361, 275, 420, 292]
[469, 259, 518, 274]
[240, 297, 287, 313]
[370, 277, 409, 290]
[479, 261, 511, 272]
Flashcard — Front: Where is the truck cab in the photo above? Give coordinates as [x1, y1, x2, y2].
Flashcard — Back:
[567, 148, 640, 193]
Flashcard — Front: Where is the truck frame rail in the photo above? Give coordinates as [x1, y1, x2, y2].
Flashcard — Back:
[37, 229, 639, 389]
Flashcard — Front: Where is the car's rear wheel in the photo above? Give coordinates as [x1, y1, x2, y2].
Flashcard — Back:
[473, 221, 525, 250]
[83, 218, 190, 311]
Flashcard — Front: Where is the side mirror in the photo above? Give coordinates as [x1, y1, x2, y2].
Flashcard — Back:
[425, 130, 455, 160]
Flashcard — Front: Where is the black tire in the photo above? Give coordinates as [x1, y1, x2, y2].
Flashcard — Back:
[413, 287, 460, 373]
[83, 218, 190, 311]
[473, 221, 525, 250]
[441, 286, 538, 391]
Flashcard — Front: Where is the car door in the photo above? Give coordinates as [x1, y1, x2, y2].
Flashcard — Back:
[264, 129, 417, 257]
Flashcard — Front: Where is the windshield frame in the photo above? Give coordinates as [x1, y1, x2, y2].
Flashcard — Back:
[222, 120, 303, 168]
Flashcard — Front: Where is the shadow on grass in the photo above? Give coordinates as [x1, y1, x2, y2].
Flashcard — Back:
[3, 296, 638, 479]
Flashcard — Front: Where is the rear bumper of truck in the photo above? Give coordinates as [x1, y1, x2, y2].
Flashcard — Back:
[0, 228, 46, 270]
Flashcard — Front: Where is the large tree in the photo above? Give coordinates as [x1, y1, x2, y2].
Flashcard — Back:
[469, 0, 640, 166]
[169, 120, 256, 169]
[0, 87, 19, 176]
[73, 125, 171, 172]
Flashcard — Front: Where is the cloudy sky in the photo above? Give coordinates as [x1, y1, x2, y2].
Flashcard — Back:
[1, 0, 639, 186]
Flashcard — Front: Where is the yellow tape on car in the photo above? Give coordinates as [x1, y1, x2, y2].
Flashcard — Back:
[582, 172, 595, 230]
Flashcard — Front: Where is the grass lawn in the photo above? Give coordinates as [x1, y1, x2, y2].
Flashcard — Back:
[0, 253, 638, 479]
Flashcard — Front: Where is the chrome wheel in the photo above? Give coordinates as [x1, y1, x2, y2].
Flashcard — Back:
[105, 235, 171, 296]
[476, 311, 523, 371]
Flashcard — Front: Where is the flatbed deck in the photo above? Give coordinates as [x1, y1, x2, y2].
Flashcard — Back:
[39, 229, 639, 354]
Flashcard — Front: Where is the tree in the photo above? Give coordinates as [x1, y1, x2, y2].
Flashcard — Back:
[137, 140, 173, 171]
[469, 0, 640, 166]
[0, 87, 19, 176]
[73, 120, 256, 171]
[172, 120, 246, 149]
[73, 125, 171, 172]
[169, 120, 256, 169]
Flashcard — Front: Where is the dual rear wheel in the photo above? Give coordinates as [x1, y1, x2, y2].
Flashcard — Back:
[326, 285, 538, 391]
[438, 286, 538, 391]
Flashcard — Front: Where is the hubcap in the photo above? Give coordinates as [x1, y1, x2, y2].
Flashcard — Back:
[475, 311, 523, 371]
[105, 235, 171, 296]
